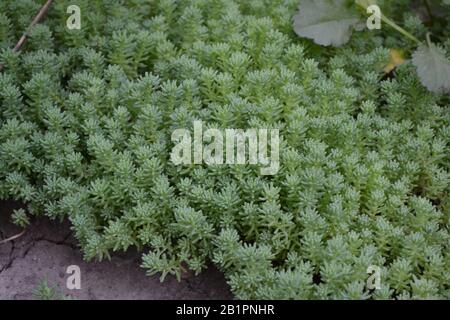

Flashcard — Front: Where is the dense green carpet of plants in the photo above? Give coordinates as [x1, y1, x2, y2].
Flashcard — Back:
[0, 0, 449, 299]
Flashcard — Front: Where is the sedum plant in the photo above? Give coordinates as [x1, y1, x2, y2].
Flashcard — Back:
[33, 279, 73, 300]
[0, 0, 449, 299]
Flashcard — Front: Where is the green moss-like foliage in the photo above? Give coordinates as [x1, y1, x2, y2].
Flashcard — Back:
[0, 0, 449, 299]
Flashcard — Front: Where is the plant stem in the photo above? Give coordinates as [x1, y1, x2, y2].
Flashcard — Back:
[380, 14, 422, 45]
[355, 1, 422, 45]
[423, 0, 433, 20]
[425, 32, 433, 47]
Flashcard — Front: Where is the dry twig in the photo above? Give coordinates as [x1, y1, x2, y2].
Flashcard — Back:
[0, 229, 27, 245]
[0, 0, 54, 72]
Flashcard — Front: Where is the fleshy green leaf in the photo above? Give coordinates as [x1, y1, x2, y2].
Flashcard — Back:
[412, 43, 450, 93]
[293, 0, 362, 47]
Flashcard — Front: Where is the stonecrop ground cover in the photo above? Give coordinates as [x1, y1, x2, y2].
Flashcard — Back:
[0, 0, 449, 299]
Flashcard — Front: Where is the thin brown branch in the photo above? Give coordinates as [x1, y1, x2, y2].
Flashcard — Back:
[0, 229, 27, 245]
[0, 0, 54, 72]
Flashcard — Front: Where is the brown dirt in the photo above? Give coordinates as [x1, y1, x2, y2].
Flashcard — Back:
[0, 200, 232, 300]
